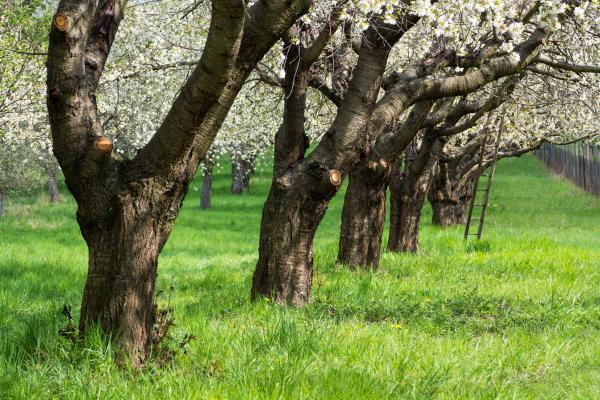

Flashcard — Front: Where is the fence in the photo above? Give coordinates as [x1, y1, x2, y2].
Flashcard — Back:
[536, 141, 600, 197]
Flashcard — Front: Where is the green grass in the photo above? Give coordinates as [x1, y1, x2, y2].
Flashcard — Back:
[1, 155, 600, 399]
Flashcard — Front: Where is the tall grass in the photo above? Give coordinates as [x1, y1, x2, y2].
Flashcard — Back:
[1, 155, 599, 399]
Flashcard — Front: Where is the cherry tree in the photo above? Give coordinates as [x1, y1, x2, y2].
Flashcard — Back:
[251, 0, 600, 303]
[46, 0, 311, 364]
[0, 0, 60, 204]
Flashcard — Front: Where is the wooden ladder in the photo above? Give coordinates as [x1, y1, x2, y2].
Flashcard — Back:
[464, 117, 504, 241]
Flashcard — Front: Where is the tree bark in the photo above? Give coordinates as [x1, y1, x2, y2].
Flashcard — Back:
[47, 170, 60, 203]
[231, 154, 253, 194]
[251, 24, 318, 305]
[337, 164, 390, 268]
[200, 164, 213, 209]
[251, 175, 338, 305]
[387, 136, 441, 253]
[429, 159, 477, 227]
[454, 180, 474, 224]
[430, 200, 459, 227]
[78, 185, 178, 366]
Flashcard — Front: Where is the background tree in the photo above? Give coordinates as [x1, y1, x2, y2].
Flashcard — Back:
[252, 0, 600, 304]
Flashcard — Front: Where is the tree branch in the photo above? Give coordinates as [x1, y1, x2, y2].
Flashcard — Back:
[536, 53, 600, 74]
[85, 0, 129, 93]
[309, 77, 342, 107]
[301, 2, 347, 68]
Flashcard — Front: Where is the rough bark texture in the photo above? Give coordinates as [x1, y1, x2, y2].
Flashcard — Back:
[387, 136, 441, 253]
[337, 101, 435, 267]
[200, 164, 213, 209]
[252, 179, 338, 304]
[78, 191, 169, 365]
[231, 155, 253, 194]
[337, 164, 391, 268]
[429, 160, 477, 227]
[251, 23, 320, 305]
[430, 200, 459, 227]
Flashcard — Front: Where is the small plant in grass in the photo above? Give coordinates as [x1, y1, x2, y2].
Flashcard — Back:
[150, 281, 195, 367]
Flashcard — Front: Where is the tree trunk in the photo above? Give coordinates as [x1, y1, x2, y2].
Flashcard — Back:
[200, 165, 213, 209]
[337, 165, 390, 268]
[390, 182, 431, 253]
[48, 171, 60, 203]
[251, 18, 403, 305]
[231, 155, 253, 194]
[430, 200, 459, 227]
[388, 161, 403, 251]
[387, 135, 442, 253]
[0, 191, 5, 217]
[251, 176, 338, 305]
[429, 181, 474, 227]
[78, 189, 177, 367]
[388, 165, 437, 253]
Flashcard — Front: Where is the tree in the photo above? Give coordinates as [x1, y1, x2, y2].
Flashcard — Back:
[0, 133, 44, 216]
[46, 0, 311, 365]
[252, 0, 600, 302]
[0, 0, 58, 205]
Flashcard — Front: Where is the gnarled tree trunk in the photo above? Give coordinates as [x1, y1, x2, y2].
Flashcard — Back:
[46, 0, 310, 365]
[429, 162, 477, 227]
[337, 164, 390, 268]
[252, 15, 402, 304]
[430, 200, 459, 226]
[454, 180, 474, 224]
[387, 136, 441, 253]
[337, 101, 436, 268]
[252, 171, 340, 305]
[79, 195, 172, 365]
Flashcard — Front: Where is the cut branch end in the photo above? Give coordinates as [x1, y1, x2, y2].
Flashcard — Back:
[53, 13, 70, 32]
[94, 137, 113, 153]
[329, 169, 342, 187]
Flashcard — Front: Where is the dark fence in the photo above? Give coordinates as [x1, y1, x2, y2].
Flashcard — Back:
[536, 141, 600, 197]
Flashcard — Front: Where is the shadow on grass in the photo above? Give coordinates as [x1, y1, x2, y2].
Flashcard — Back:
[307, 291, 600, 335]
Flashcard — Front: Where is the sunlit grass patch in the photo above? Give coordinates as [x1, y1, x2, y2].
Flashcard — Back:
[1, 155, 600, 398]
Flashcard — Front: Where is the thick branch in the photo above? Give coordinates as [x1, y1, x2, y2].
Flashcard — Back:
[309, 77, 342, 107]
[132, 0, 312, 175]
[301, 3, 347, 67]
[371, 28, 550, 138]
[85, 0, 128, 93]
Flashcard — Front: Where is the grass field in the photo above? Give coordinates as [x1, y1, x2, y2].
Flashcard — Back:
[1, 155, 600, 399]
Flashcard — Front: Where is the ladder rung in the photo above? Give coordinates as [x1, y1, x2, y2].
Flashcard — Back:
[467, 233, 480, 236]
[475, 204, 487, 207]
[471, 218, 481, 220]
